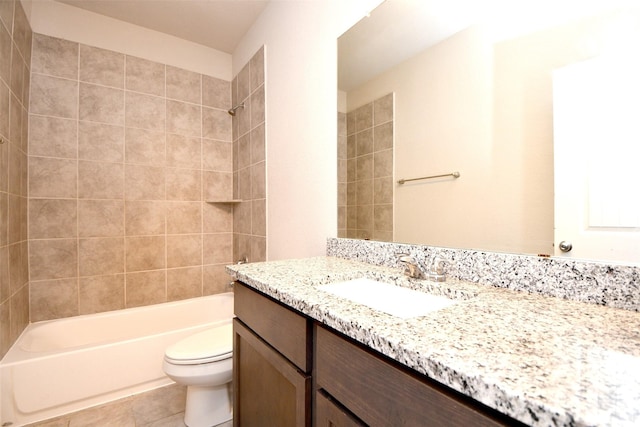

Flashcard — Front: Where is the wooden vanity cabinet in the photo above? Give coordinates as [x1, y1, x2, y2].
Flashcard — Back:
[234, 282, 523, 427]
[314, 324, 521, 427]
[233, 282, 312, 427]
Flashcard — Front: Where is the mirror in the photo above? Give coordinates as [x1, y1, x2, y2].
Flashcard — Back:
[338, 0, 640, 262]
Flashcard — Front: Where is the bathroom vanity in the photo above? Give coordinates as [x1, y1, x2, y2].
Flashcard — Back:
[229, 256, 640, 427]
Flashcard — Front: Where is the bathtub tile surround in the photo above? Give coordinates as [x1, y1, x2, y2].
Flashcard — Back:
[341, 93, 394, 241]
[327, 237, 640, 312]
[232, 47, 266, 264]
[27, 33, 236, 322]
[0, 0, 31, 359]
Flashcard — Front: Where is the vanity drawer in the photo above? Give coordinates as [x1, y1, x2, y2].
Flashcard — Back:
[234, 281, 311, 372]
[315, 324, 515, 427]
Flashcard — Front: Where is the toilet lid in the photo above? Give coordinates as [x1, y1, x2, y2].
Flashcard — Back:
[164, 323, 233, 365]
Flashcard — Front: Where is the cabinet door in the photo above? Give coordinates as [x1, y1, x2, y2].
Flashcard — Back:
[234, 319, 311, 427]
[315, 391, 366, 427]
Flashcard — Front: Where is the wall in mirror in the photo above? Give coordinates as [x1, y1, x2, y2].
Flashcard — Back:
[338, 1, 640, 262]
[338, 93, 394, 241]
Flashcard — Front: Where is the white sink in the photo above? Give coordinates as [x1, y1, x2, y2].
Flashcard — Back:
[317, 278, 457, 319]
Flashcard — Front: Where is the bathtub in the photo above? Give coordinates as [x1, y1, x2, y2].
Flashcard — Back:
[0, 292, 234, 426]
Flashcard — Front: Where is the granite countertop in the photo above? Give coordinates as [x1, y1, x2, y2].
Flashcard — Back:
[227, 256, 640, 427]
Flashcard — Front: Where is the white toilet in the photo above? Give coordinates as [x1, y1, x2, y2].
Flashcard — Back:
[163, 323, 233, 427]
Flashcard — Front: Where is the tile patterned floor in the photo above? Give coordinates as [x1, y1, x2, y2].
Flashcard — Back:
[25, 384, 233, 427]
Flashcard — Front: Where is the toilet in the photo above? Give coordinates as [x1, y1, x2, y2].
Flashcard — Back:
[163, 323, 233, 427]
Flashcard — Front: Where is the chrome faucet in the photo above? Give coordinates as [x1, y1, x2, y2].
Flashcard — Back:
[425, 257, 447, 282]
[396, 254, 424, 279]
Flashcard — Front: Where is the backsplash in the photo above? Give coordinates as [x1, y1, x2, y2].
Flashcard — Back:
[327, 238, 640, 312]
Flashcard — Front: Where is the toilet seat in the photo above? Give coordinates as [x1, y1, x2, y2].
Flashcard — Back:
[164, 323, 232, 365]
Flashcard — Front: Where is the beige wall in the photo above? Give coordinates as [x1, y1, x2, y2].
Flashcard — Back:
[27, 34, 235, 322]
[0, 0, 31, 358]
[233, 0, 383, 260]
[346, 16, 608, 255]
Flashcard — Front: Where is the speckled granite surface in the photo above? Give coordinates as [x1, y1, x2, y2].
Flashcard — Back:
[327, 238, 640, 312]
[227, 256, 640, 427]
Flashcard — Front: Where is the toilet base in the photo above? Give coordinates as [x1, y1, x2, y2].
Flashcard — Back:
[184, 383, 232, 427]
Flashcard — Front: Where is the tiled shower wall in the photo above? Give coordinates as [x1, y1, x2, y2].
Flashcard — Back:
[0, 0, 31, 358]
[28, 33, 235, 322]
[232, 47, 266, 263]
[344, 93, 394, 241]
[337, 112, 347, 237]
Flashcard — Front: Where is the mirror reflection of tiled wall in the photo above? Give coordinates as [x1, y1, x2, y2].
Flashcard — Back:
[339, 93, 393, 241]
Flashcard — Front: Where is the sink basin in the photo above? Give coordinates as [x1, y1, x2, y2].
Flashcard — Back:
[317, 278, 457, 319]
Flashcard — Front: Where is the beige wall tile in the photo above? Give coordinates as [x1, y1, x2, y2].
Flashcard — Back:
[125, 92, 165, 132]
[31, 34, 78, 80]
[125, 164, 165, 200]
[166, 133, 200, 169]
[202, 107, 231, 141]
[12, 3, 30, 65]
[78, 199, 124, 237]
[125, 235, 165, 272]
[9, 94, 22, 148]
[0, 246, 9, 302]
[167, 266, 201, 301]
[250, 47, 264, 92]
[0, 193, 6, 246]
[125, 200, 165, 236]
[30, 278, 78, 321]
[252, 199, 266, 237]
[233, 233, 250, 264]
[203, 203, 232, 233]
[374, 177, 393, 205]
[29, 199, 77, 239]
[203, 264, 231, 295]
[250, 236, 266, 262]
[250, 85, 265, 128]
[167, 234, 202, 268]
[374, 93, 393, 125]
[356, 129, 373, 156]
[125, 270, 165, 307]
[347, 158, 356, 183]
[79, 83, 124, 125]
[166, 201, 201, 234]
[374, 149, 393, 178]
[357, 205, 373, 232]
[7, 142, 22, 195]
[29, 156, 77, 198]
[202, 139, 232, 172]
[125, 56, 164, 97]
[203, 233, 232, 264]
[203, 75, 230, 109]
[125, 127, 165, 166]
[29, 115, 77, 158]
[0, 81, 9, 140]
[232, 201, 250, 234]
[356, 154, 373, 181]
[10, 44, 25, 101]
[9, 284, 28, 342]
[0, 24, 11, 86]
[251, 161, 265, 199]
[80, 44, 124, 88]
[374, 204, 393, 232]
[8, 242, 24, 292]
[203, 171, 232, 201]
[79, 237, 124, 276]
[250, 123, 265, 164]
[237, 168, 250, 200]
[6, 194, 22, 244]
[166, 66, 201, 104]
[166, 168, 201, 201]
[29, 238, 77, 281]
[237, 63, 250, 103]
[30, 74, 78, 119]
[347, 134, 356, 158]
[78, 160, 124, 199]
[166, 100, 201, 138]
[356, 180, 373, 206]
[79, 274, 124, 314]
[355, 103, 373, 132]
[78, 121, 124, 162]
[374, 122, 393, 151]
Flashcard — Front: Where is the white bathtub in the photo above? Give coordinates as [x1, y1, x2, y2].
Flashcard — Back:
[0, 293, 234, 426]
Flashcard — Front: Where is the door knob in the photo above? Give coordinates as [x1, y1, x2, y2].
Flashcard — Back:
[559, 241, 573, 252]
